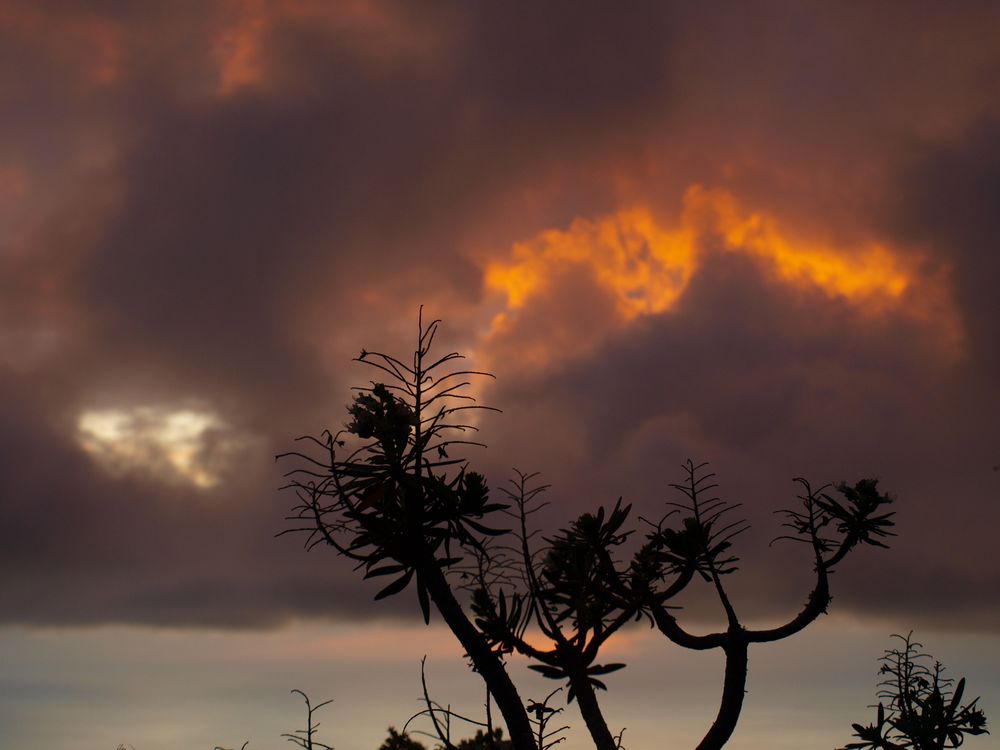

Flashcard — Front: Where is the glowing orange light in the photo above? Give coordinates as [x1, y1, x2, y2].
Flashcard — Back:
[214, 1, 269, 95]
[486, 186, 913, 325]
[212, 0, 450, 96]
[684, 186, 910, 302]
[0, 4, 123, 87]
[485, 207, 699, 321]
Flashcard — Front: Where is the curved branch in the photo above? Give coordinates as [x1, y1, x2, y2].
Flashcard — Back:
[649, 601, 726, 651]
[747, 566, 830, 644]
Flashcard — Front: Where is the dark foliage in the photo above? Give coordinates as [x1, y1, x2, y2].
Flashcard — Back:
[279, 313, 897, 750]
[379, 727, 428, 750]
[840, 633, 989, 750]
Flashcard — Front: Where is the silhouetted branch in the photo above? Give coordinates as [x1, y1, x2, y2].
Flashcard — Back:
[281, 689, 335, 750]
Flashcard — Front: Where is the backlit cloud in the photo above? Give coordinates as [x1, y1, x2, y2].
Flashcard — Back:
[212, 0, 453, 95]
[0, 1, 996, 636]
[0, 2, 124, 87]
[482, 186, 947, 370]
[487, 186, 916, 318]
[77, 406, 245, 488]
[486, 206, 697, 321]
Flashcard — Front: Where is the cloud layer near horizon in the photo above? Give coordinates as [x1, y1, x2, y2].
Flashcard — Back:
[2, 0, 999, 631]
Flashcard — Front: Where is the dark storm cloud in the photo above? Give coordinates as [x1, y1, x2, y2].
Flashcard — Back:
[886, 119, 1000, 376]
[0, 0, 683, 627]
[456, 2, 674, 146]
[482, 250, 1000, 629]
[72, 0, 682, 405]
[0, 368, 423, 627]
[1, 1, 998, 631]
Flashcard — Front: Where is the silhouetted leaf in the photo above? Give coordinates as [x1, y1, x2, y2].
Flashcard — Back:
[374, 569, 414, 600]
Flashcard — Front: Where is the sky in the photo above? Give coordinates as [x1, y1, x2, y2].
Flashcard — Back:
[1, 1, 999, 748]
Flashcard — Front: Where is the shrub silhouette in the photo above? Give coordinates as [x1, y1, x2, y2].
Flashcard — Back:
[840, 633, 989, 750]
[377, 726, 518, 750]
[455, 729, 514, 750]
[379, 727, 429, 750]
[280, 312, 896, 750]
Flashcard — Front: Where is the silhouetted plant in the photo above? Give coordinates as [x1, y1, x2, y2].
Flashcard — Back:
[280, 311, 534, 749]
[405, 656, 568, 750]
[281, 689, 334, 750]
[638, 465, 896, 750]
[465, 462, 894, 750]
[215, 690, 331, 750]
[464, 472, 644, 749]
[379, 727, 427, 750]
[280, 312, 896, 750]
[405, 655, 504, 750]
[456, 729, 514, 750]
[840, 633, 989, 750]
[524, 689, 570, 750]
[379, 724, 535, 750]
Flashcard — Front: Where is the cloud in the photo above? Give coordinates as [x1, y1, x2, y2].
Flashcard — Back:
[76, 405, 251, 488]
[885, 119, 1000, 375]
[0, 1, 997, 632]
[479, 241, 998, 629]
[480, 185, 950, 375]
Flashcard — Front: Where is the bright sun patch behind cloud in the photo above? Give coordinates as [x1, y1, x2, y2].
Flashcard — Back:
[77, 406, 242, 488]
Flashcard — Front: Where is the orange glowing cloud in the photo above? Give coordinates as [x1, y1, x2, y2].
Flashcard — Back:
[213, 0, 451, 95]
[213, 0, 269, 95]
[486, 186, 914, 325]
[485, 207, 699, 321]
[0, 3, 123, 86]
[688, 186, 910, 303]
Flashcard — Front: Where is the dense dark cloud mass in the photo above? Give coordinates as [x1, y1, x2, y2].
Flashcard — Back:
[887, 120, 1000, 376]
[1, 1, 998, 632]
[483, 247, 1000, 629]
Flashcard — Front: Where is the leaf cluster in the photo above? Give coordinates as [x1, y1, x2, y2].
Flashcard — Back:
[280, 314, 505, 623]
[774, 477, 896, 569]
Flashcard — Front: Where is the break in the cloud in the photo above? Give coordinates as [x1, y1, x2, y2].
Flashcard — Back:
[0, 1, 998, 634]
[76, 405, 249, 488]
